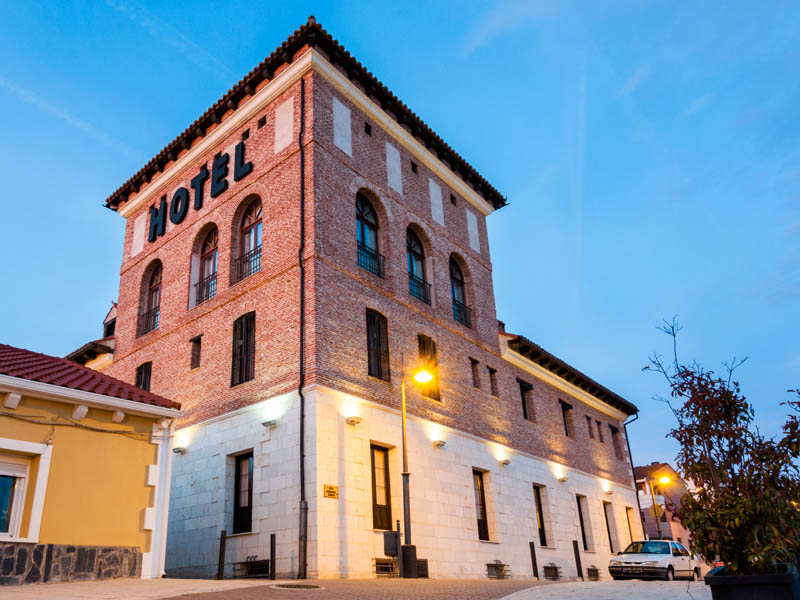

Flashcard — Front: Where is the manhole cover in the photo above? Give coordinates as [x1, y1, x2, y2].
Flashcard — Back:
[272, 583, 324, 590]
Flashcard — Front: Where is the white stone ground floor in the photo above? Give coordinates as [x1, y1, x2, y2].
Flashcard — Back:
[165, 385, 643, 580]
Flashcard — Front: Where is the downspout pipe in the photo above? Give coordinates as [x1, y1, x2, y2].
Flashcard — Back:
[297, 75, 308, 580]
[624, 412, 644, 538]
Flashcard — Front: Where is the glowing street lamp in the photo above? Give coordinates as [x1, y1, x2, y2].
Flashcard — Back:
[648, 475, 672, 538]
[399, 356, 434, 578]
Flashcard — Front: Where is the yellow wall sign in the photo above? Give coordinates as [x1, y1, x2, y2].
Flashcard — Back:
[323, 485, 339, 499]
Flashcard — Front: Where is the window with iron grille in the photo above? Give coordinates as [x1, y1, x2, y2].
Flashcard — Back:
[488, 367, 499, 397]
[356, 194, 384, 277]
[190, 335, 202, 369]
[610, 425, 624, 458]
[233, 452, 253, 534]
[473, 470, 489, 541]
[519, 379, 535, 421]
[469, 358, 480, 389]
[533, 484, 548, 546]
[366, 309, 390, 381]
[196, 227, 218, 304]
[135, 362, 152, 391]
[137, 263, 161, 336]
[231, 312, 256, 386]
[407, 228, 430, 304]
[559, 400, 573, 437]
[417, 334, 439, 400]
[370, 445, 391, 530]
[233, 200, 262, 283]
[449, 257, 471, 327]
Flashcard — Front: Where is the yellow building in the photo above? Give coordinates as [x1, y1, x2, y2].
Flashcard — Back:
[0, 343, 181, 585]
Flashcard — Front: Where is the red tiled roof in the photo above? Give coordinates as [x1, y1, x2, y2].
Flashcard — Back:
[0, 343, 179, 410]
[104, 16, 507, 212]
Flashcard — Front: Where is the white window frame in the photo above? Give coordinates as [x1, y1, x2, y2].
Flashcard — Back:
[0, 437, 52, 543]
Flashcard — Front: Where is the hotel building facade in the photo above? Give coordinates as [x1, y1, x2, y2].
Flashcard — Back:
[86, 19, 642, 579]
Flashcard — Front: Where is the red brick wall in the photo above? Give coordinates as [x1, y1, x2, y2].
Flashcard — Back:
[105, 63, 633, 486]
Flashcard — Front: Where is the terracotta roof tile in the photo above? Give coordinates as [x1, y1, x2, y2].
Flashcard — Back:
[0, 343, 179, 410]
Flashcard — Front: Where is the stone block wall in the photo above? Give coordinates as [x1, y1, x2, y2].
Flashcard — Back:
[0, 543, 140, 586]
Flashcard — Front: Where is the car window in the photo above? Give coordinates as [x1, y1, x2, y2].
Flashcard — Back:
[623, 541, 670, 554]
[678, 543, 690, 557]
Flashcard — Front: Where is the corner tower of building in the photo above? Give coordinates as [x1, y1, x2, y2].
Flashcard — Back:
[96, 18, 640, 580]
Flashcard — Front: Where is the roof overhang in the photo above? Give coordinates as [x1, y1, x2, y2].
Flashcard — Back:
[106, 18, 506, 215]
[0, 374, 183, 420]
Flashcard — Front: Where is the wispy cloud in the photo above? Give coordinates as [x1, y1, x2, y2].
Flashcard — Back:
[682, 93, 713, 116]
[619, 66, 649, 96]
[104, 0, 235, 80]
[462, 0, 561, 55]
[0, 74, 139, 157]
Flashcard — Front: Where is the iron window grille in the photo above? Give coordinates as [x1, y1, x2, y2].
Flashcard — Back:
[408, 273, 431, 304]
[233, 245, 262, 283]
[357, 242, 385, 278]
[452, 300, 472, 327]
[137, 307, 160, 336]
[195, 273, 217, 304]
[449, 258, 471, 326]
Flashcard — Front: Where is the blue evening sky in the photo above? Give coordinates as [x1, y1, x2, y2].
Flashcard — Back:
[0, 1, 797, 466]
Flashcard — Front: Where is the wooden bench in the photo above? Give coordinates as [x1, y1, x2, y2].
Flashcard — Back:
[232, 556, 271, 578]
[486, 561, 510, 579]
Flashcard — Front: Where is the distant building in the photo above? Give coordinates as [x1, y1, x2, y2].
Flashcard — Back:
[65, 302, 117, 371]
[634, 462, 692, 546]
[0, 343, 181, 585]
[70, 18, 642, 580]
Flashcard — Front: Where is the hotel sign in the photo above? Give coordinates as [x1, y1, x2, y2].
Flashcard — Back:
[147, 140, 254, 242]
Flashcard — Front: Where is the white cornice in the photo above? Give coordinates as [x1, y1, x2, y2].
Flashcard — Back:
[0, 375, 183, 419]
[499, 339, 628, 422]
[117, 49, 495, 219]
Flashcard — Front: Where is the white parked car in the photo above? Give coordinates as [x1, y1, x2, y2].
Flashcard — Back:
[609, 540, 701, 581]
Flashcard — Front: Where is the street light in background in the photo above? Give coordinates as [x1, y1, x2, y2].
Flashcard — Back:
[647, 475, 672, 538]
[399, 354, 433, 579]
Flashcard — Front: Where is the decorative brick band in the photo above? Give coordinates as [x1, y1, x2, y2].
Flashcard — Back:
[0, 543, 141, 586]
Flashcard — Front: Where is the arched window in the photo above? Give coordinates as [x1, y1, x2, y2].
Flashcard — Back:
[235, 200, 262, 283]
[196, 227, 218, 304]
[450, 257, 471, 327]
[138, 263, 162, 336]
[406, 228, 430, 304]
[356, 193, 384, 277]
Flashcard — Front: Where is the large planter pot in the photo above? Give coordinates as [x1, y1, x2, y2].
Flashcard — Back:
[705, 567, 799, 600]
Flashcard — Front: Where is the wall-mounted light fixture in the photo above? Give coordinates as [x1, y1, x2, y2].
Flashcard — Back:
[432, 440, 446, 449]
[605, 489, 614, 496]
[345, 416, 362, 426]
[262, 419, 278, 428]
[558, 475, 568, 483]
[499, 458, 511, 466]
[172, 447, 186, 454]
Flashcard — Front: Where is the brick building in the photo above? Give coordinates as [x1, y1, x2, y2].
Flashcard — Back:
[78, 18, 643, 579]
[634, 462, 692, 546]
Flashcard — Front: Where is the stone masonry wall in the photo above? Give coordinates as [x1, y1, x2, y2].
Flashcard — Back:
[0, 543, 140, 586]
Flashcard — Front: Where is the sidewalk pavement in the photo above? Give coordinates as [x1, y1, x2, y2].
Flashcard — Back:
[5, 578, 281, 599]
[500, 580, 711, 600]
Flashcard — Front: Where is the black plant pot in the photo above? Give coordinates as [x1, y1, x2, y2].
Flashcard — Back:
[705, 566, 799, 600]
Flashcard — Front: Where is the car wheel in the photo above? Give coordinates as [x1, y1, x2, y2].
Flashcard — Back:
[691, 569, 699, 581]
[665, 567, 674, 581]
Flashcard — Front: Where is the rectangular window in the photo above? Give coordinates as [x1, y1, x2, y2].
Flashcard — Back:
[603, 501, 616, 553]
[135, 362, 152, 391]
[366, 309, 390, 381]
[586, 416, 595, 438]
[518, 379, 535, 421]
[488, 367, 498, 397]
[559, 400, 573, 436]
[190, 335, 202, 369]
[576, 494, 589, 550]
[470, 358, 481, 389]
[231, 312, 256, 386]
[103, 318, 116, 338]
[233, 452, 253, 534]
[417, 334, 440, 400]
[625, 506, 636, 544]
[370, 445, 391, 530]
[610, 425, 623, 458]
[0, 456, 28, 537]
[473, 470, 489, 541]
[596, 420, 605, 443]
[533, 484, 547, 546]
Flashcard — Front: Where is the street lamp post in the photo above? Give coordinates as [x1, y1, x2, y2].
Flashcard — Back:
[647, 475, 671, 539]
[398, 353, 433, 579]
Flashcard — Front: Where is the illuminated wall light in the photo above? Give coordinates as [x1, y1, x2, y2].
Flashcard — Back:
[558, 475, 568, 483]
[172, 447, 186, 454]
[499, 458, 511, 466]
[262, 419, 278, 428]
[345, 416, 362, 426]
[433, 440, 446, 449]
